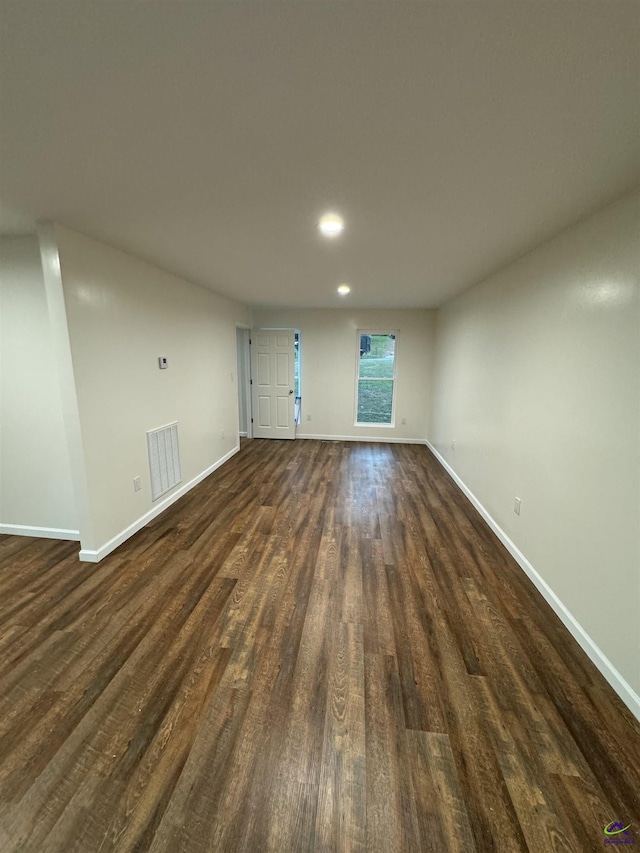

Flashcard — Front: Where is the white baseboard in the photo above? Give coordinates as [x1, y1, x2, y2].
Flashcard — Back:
[79, 445, 240, 564]
[295, 433, 425, 444]
[0, 523, 81, 541]
[424, 439, 640, 723]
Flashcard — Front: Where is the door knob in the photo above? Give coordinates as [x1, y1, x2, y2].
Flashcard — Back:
[289, 389, 294, 394]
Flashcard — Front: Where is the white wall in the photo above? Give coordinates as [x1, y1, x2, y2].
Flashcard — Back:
[0, 236, 78, 536]
[54, 225, 251, 557]
[429, 191, 640, 699]
[252, 308, 435, 442]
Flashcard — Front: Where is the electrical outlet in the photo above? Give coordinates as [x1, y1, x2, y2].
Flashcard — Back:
[133, 476, 142, 492]
[514, 497, 521, 515]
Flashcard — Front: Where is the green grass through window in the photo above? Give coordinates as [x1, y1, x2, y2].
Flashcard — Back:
[358, 355, 394, 379]
[357, 380, 393, 423]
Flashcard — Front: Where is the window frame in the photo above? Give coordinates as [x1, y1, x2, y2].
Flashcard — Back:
[354, 329, 398, 427]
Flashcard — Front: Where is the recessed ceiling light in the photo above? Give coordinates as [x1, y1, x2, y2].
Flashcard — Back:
[337, 284, 351, 295]
[319, 213, 344, 237]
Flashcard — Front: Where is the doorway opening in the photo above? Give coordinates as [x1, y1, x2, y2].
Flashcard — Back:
[294, 331, 301, 425]
[235, 327, 252, 439]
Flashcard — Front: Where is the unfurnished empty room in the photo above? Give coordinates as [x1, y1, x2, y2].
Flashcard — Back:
[0, 2, 639, 852]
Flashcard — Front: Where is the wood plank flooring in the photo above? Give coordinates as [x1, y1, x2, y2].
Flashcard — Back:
[0, 439, 639, 852]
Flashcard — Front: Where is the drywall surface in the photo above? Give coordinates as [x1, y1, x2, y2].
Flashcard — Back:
[0, 236, 78, 533]
[54, 225, 251, 553]
[252, 308, 435, 441]
[429, 191, 640, 695]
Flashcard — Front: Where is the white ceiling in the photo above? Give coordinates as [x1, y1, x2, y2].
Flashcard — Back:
[1, 1, 638, 309]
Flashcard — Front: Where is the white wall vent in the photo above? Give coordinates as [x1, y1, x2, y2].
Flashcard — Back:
[147, 422, 182, 501]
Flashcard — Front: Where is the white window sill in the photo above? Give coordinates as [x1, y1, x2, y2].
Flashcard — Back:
[354, 422, 395, 428]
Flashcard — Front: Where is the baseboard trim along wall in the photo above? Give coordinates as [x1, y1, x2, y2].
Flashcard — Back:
[0, 523, 81, 541]
[424, 439, 640, 723]
[295, 433, 426, 444]
[79, 444, 241, 564]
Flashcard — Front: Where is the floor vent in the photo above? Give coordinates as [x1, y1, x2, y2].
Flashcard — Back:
[147, 422, 182, 501]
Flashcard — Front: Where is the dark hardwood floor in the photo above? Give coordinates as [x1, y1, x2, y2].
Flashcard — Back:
[0, 439, 638, 852]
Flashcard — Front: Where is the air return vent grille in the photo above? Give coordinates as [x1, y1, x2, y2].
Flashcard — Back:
[147, 422, 181, 501]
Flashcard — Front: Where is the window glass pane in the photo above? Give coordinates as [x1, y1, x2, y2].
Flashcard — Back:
[358, 334, 395, 379]
[357, 379, 394, 424]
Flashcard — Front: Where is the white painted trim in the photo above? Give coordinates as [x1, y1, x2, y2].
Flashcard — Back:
[78, 445, 240, 563]
[0, 524, 81, 541]
[352, 423, 395, 429]
[239, 431, 248, 438]
[295, 433, 425, 444]
[424, 439, 640, 722]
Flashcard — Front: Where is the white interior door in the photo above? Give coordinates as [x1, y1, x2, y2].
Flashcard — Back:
[251, 329, 296, 439]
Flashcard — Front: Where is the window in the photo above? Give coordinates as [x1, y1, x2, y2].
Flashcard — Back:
[355, 331, 397, 425]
